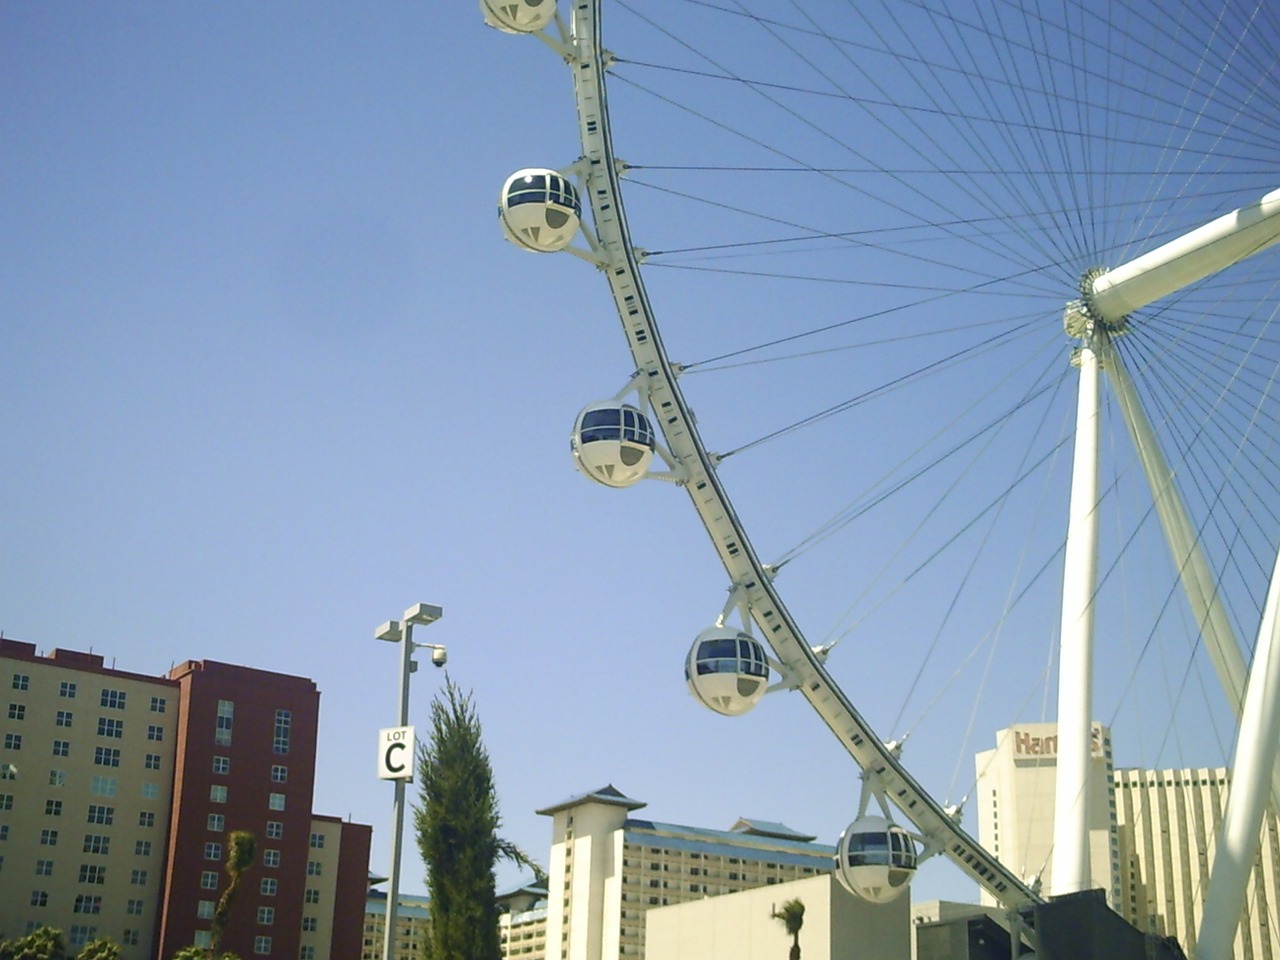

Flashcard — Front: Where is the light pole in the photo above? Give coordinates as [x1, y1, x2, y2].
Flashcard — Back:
[375, 602, 445, 960]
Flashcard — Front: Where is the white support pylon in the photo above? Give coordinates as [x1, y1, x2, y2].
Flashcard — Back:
[1195, 545, 1280, 958]
[1048, 186, 1280, 898]
[1105, 346, 1280, 818]
[1089, 188, 1280, 324]
[1051, 323, 1103, 896]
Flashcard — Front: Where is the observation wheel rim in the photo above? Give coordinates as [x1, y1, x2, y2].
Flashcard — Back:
[558, 0, 1039, 908]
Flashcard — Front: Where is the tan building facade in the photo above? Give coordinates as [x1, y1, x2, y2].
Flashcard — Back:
[645, 873, 909, 960]
[360, 891, 429, 960]
[1114, 767, 1280, 960]
[498, 881, 549, 960]
[2, 647, 179, 957]
[974, 722, 1119, 905]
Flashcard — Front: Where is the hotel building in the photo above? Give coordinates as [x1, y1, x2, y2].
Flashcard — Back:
[538, 784, 836, 960]
[497, 880, 549, 960]
[360, 890, 430, 960]
[363, 784, 846, 960]
[974, 722, 1120, 905]
[0, 638, 371, 960]
[976, 722, 1280, 958]
[1114, 767, 1279, 959]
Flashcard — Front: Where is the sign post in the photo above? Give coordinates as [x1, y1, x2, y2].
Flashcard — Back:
[378, 726, 415, 781]
[374, 604, 443, 960]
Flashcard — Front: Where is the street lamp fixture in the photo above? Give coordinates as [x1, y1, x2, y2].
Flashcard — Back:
[405, 602, 443, 625]
[377, 602, 445, 960]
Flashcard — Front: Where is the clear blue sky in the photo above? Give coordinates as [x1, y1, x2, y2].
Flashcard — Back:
[4, 1, 1276, 904]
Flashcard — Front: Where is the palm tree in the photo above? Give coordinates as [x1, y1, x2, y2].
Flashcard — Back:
[210, 830, 257, 957]
[771, 898, 805, 960]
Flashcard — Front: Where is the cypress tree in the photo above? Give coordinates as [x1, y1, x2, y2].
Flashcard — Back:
[413, 680, 534, 960]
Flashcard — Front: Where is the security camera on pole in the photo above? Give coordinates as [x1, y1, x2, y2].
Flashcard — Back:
[374, 603, 445, 960]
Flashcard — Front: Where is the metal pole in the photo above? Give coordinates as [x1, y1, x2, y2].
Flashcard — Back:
[381, 619, 415, 960]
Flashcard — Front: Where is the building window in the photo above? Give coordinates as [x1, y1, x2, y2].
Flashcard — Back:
[48, 770, 67, 787]
[266, 821, 283, 840]
[306, 861, 321, 877]
[301, 918, 317, 933]
[304, 888, 320, 904]
[208, 814, 225, 832]
[141, 782, 159, 800]
[59, 682, 76, 699]
[150, 696, 167, 714]
[147, 725, 164, 742]
[210, 785, 228, 804]
[0, 793, 12, 810]
[52, 740, 70, 757]
[300, 948, 316, 960]
[198, 900, 215, 919]
[130, 869, 148, 886]
[83, 834, 110, 855]
[261, 878, 278, 896]
[12, 674, 29, 691]
[194, 932, 212, 949]
[40, 829, 57, 846]
[271, 765, 288, 783]
[78, 864, 107, 884]
[135, 840, 152, 857]
[213, 756, 231, 775]
[268, 793, 285, 811]
[99, 690, 126, 710]
[30, 890, 48, 907]
[89, 776, 117, 797]
[145, 753, 162, 771]
[97, 718, 124, 739]
[45, 799, 62, 816]
[200, 870, 219, 890]
[309, 833, 325, 849]
[273, 710, 291, 755]
[68, 926, 97, 948]
[254, 936, 272, 956]
[86, 805, 114, 825]
[215, 700, 234, 746]
[9, 703, 26, 720]
[56, 711, 73, 728]
[93, 747, 120, 768]
[122, 931, 139, 947]
[35, 859, 53, 876]
[205, 842, 222, 861]
[73, 894, 102, 915]
[257, 907, 275, 925]
[126, 898, 144, 916]
[138, 811, 156, 828]
[0, 763, 15, 781]
[4, 733, 21, 751]
[262, 850, 280, 868]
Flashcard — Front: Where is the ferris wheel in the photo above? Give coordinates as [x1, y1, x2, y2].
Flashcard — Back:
[480, 0, 1280, 949]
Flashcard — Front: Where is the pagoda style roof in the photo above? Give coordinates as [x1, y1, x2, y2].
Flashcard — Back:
[536, 784, 647, 816]
[729, 817, 817, 842]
